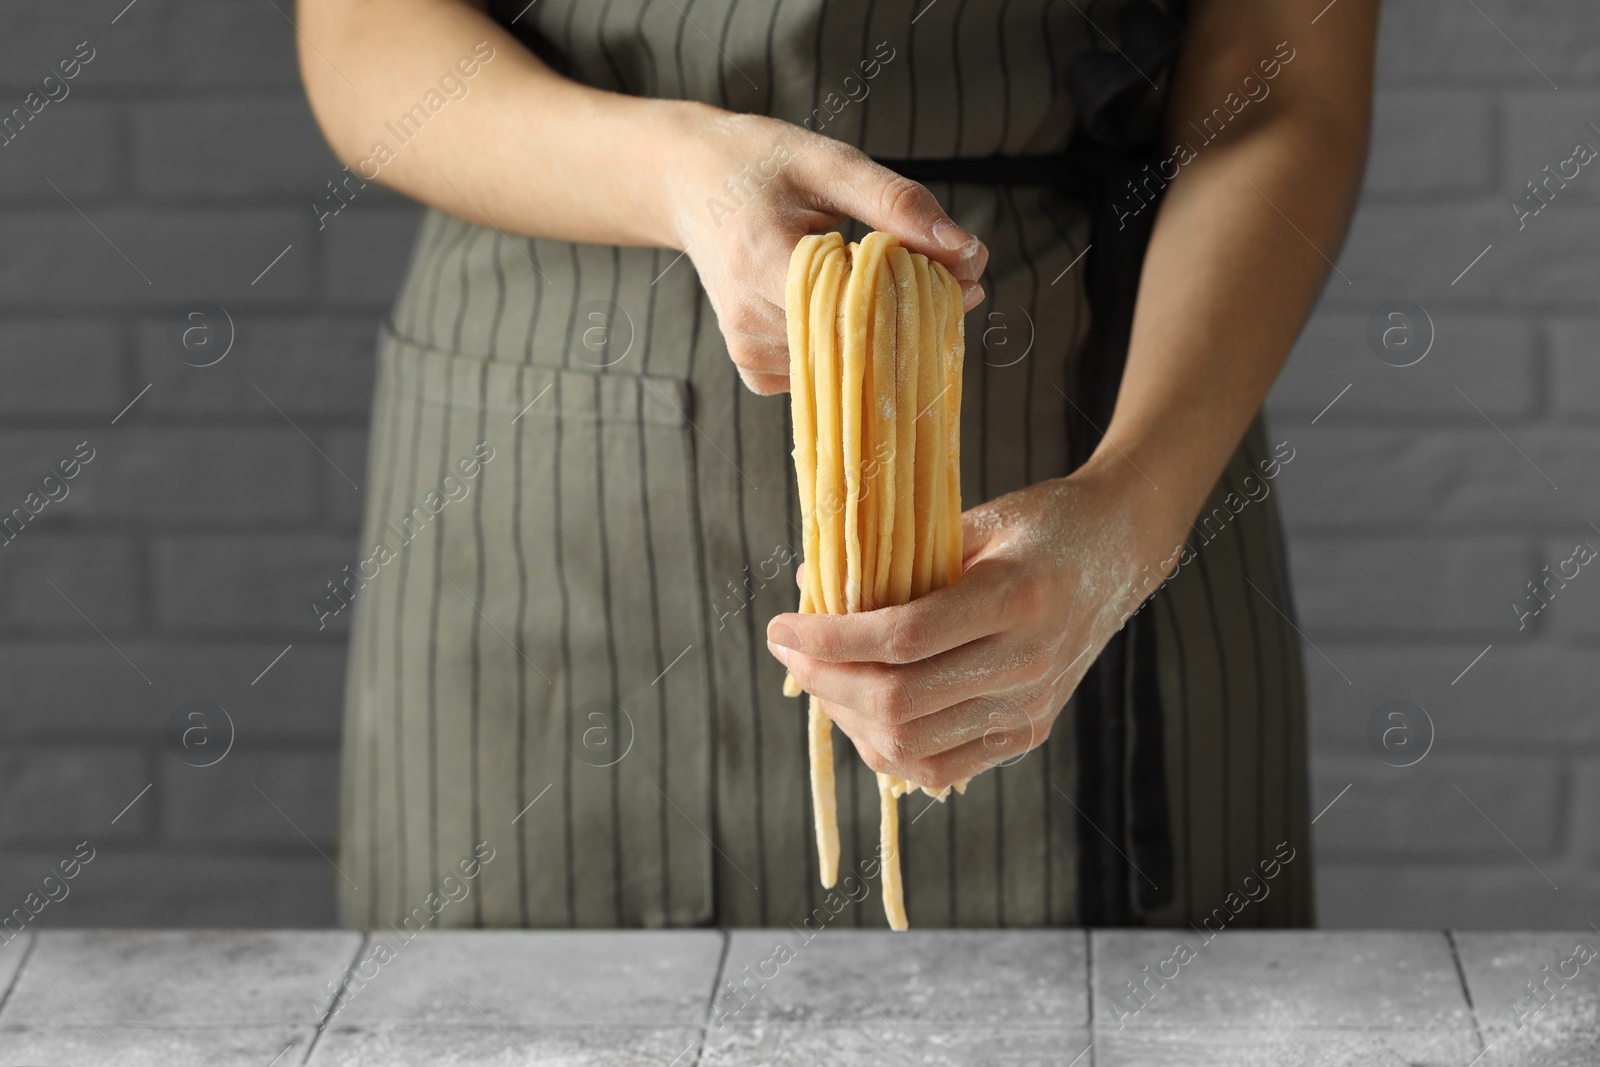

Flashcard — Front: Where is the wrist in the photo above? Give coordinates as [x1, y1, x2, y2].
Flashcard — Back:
[1068, 448, 1196, 577]
[645, 98, 728, 251]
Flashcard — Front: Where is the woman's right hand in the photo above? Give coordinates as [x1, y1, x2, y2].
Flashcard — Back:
[660, 103, 989, 396]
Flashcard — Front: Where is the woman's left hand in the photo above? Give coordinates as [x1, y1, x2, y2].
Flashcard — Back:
[766, 466, 1183, 791]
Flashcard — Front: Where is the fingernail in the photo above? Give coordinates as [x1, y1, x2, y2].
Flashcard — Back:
[769, 622, 797, 648]
[766, 639, 790, 666]
[932, 219, 978, 254]
[960, 280, 985, 310]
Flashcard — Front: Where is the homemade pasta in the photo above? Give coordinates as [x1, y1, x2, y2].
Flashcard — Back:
[781, 230, 967, 930]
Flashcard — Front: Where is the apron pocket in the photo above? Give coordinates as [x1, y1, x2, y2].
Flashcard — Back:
[348, 322, 714, 929]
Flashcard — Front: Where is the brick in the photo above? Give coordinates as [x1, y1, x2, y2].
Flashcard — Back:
[323, 428, 369, 529]
[0, 103, 121, 198]
[0, 850, 338, 927]
[1365, 90, 1495, 194]
[161, 748, 339, 846]
[320, 210, 422, 306]
[1535, 536, 1600, 638]
[0, 641, 348, 740]
[0, 209, 312, 309]
[171, 0, 300, 88]
[152, 534, 359, 633]
[1288, 536, 1530, 637]
[0, 6, 174, 89]
[1570, 759, 1600, 861]
[1548, 318, 1600, 417]
[1315, 862, 1600, 927]
[1312, 754, 1563, 857]
[1270, 428, 1593, 535]
[0, 534, 142, 631]
[1503, 91, 1600, 204]
[1333, 203, 1600, 308]
[0, 319, 123, 415]
[0, 428, 319, 526]
[1375, 0, 1600, 86]
[132, 99, 339, 199]
[134, 314, 379, 417]
[0, 748, 151, 843]
[1267, 313, 1535, 420]
[1305, 642, 1600, 749]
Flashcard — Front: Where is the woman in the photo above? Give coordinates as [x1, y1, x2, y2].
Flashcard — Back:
[300, 0, 1376, 930]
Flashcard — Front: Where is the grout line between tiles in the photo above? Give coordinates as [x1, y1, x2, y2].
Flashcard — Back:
[0, 933, 39, 1023]
[300, 931, 371, 1066]
[689, 929, 732, 1066]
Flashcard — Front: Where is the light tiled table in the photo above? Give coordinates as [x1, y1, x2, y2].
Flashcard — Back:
[0, 929, 1593, 1065]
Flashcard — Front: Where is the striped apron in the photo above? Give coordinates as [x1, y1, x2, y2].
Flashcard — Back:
[336, 0, 1316, 931]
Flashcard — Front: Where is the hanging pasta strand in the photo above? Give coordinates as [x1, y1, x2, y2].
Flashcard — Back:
[782, 230, 966, 930]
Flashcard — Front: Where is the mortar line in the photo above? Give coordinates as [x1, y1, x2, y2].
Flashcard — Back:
[690, 930, 734, 1066]
[300, 931, 371, 1065]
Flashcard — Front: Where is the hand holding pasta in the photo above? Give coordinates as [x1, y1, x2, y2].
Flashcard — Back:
[776, 229, 967, 930]
[664, 109, 987, 396]
[771, 235, 1181, 930]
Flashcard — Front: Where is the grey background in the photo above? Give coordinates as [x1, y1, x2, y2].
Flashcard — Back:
[0, 0, 1593, 929]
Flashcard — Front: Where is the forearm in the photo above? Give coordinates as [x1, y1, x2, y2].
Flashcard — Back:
[297, 0, 688, 248]
[1083, 4, 1377, 546]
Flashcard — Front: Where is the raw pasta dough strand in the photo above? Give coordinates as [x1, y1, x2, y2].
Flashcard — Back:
[782, 234, 836, 700]
[886, 246, 920, 609]
[877, 770, 908, 930]
[809, 694, 840, 888]
[909, 254, 942, 600]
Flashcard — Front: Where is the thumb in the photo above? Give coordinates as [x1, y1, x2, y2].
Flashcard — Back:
[800, 145, 989, 305]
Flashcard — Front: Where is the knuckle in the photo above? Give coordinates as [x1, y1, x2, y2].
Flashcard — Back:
[1000, 576, 1046, 624]
[877, 174, 932, 224]
[876, 721, 916, 763]
[858, 743, 893, 776]
[885, 611, 927, 663]
[868, 669, 917, 725]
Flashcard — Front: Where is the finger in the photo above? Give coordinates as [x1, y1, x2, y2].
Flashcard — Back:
[828, 690, 1023, 764]
[912, 728, 1042, 791]
[739, 369, 790, 395]
[767, 555, 1014, 664]
[771, 631, 1033, 728]
[727, 332, 789, 382]
[830, 702, 1040, 792]
[796, 144, 989, 288]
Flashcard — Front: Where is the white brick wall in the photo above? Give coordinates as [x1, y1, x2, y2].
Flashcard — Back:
[1267, 0, 1600, 926]
[0, 0, 1591, 928]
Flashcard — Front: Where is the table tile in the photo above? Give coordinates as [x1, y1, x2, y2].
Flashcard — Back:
[0, 930, 361, 1027]
[0, 933, 32, 1010]
[1096, 1028, 1479, 1067]
[0, 1025, 310, 1067]
[1454, 930, 1600, 1067]
[1091, 930, 1474, 1031]
[306, 1023, 702, 1066]
[702, 1023, 1093, 1067]
[713, 929, 1087, 1026]
[329, 930, 724, 1026]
